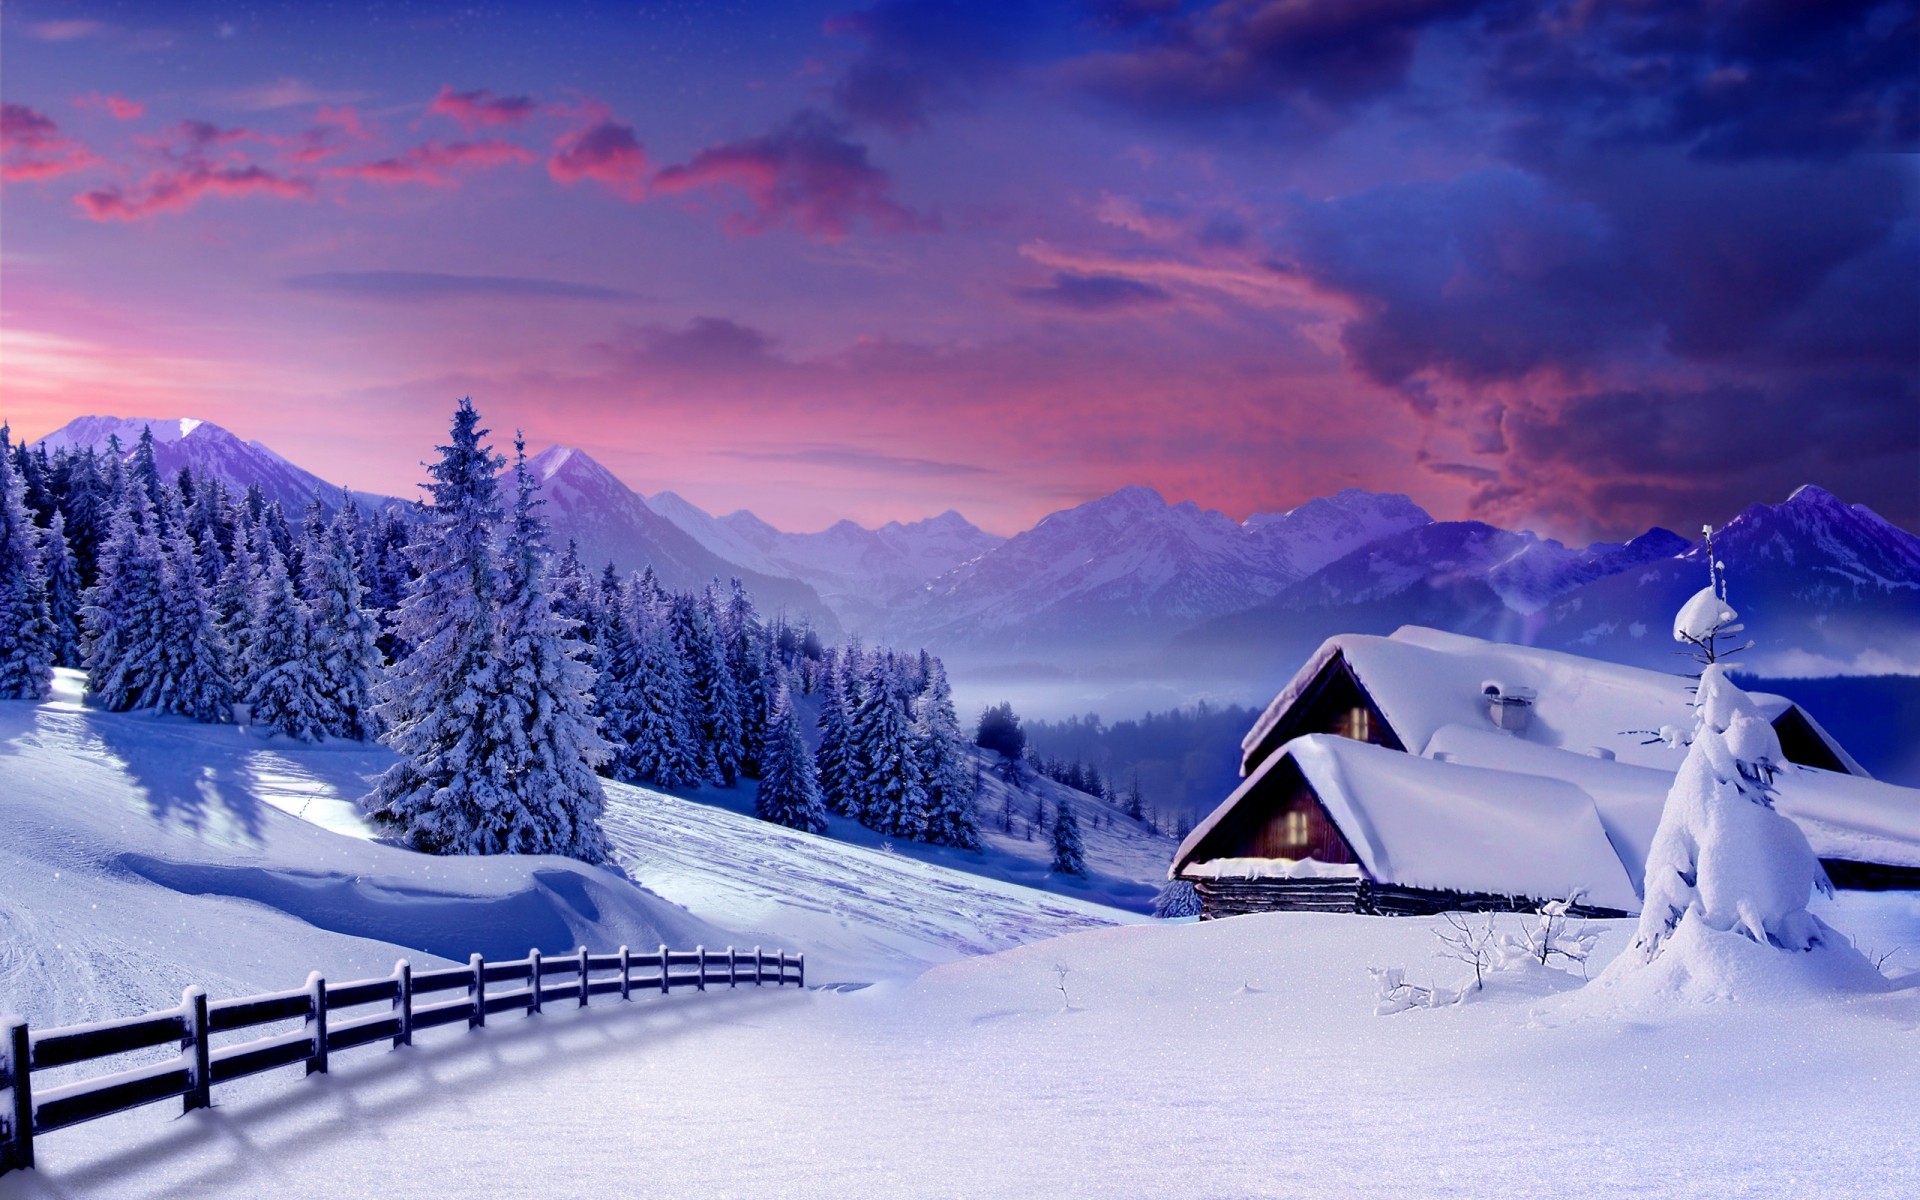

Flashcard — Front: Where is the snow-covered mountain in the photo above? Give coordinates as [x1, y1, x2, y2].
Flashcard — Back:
[32, 415, 389, 513]
[1244, 486, 1434, 577]
[528, 447, 837, 630]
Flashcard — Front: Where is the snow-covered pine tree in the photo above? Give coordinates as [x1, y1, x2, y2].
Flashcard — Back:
[1050, 796, 1088, 877]
[723, 579, 772, 778]
[245, 543, 327, 741]
[83, 488, 167, 711]
[306, 503, 383, 740]
[1153, 878, 1201, 918]
[52, 447, 111, 589]
[0, 427, 56, 700]
[625, 595, 704, 789]
[126, 426, 166, 522]
[912, 657, 980, 850]
[755, 676, 827, 833]
[813, 650, 860, 818]
[214, 520, 262, 699]
[152, 490, 235, 723]
[591, 584, 644, 780]
[485, 436, 611, 859]
[184, 474, 234, 589]
[362, 506, 416, 663]
[849, 655, 928, 839]
[367, 398, 516, 852]
[675, 588, 743, 786]
[41, 510, 85, 668]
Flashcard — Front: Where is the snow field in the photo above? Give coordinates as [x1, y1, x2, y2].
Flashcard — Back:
[5, 902, 1916, 1200]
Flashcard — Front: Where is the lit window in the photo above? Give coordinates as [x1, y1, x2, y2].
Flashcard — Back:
[1341, 706, 1371, 742]
[1284, 809, 1311, 848]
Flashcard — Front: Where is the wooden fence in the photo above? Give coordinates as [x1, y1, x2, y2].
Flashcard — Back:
[0, 943, 802, 1176]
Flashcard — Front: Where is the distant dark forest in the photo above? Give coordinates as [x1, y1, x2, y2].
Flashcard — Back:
[1024, 702, 1257, 830]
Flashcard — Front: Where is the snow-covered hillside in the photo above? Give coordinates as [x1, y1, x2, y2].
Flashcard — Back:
[0, 674, 1139, 1022]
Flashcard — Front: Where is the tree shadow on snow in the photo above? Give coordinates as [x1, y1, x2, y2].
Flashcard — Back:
[80, 711, 267, 847]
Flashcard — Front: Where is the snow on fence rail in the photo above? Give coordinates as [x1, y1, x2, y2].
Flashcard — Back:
[0, 943, 803, 1175]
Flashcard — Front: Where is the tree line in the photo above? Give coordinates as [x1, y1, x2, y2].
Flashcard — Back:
[0, 403, 976, 862]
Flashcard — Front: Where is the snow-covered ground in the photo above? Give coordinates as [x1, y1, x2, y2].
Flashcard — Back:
[4, 900, 1916, 1199]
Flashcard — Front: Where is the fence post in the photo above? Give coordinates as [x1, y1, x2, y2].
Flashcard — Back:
[619, 946, 631, 1002]
[527, 949, 543, 1015]
[393, 960, 413, 1048]
[2, 1015, 31, 1174]
[797, 953, 805, 989]
[182, 987, 210, 1113]
[469, 954, 486, 1029]
[658, 944, 669, 994]
[727, 946, 737, 988]
[754, 946, 763, 987]
[696, 946, 707, 992]
[578, 946, 591, 1008]
[305, 973, 328, 1076]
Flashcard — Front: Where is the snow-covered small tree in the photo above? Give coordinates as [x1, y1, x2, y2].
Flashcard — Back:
[0, 428, 56, 700]
[755, 677, 827, 833]
[245, 545, 327, 741]
[484, 436, 611, 859]
[912, 658, 980, 850]
[1050, 796, 1088, 877]
[40, 510, 86, 668]
[849, 656, 928, 839]
[814, 649, 860, 817]
[306, 505, 383, 740]
[83, 491, 167, 711]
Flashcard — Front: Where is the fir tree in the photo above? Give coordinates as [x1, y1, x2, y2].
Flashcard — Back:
[912, 658, 980, 850]
[755, 678, 827, 833]
[625, 598, 705, 788]
[485, 436, 611, 859]
[0, 428, 56, 700]
[83, 489, 167, 712]
[367, 398, 517, 852]
[1050, 796, 1088, 877]
[814, 650, 860, 817]
[245, 545, 326, 741]
[214, 520, 262, 698]
[673, 590, 742, 785]
[592, 589, 645, 780]
[306, 505, 383, 740]
[849, 656, 928, 839]
[152, 493, 234, 723]
[723, 579, 772, 777]
[41, 510, 85, 668]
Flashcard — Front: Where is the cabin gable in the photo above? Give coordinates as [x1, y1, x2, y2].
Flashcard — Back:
[1181, 756, 1359, 870]
[1770, 707, 1851, 775]
[1240, 652, 1404, 776]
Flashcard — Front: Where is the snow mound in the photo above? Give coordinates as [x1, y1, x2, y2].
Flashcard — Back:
[1567, 912, 1894, 1012]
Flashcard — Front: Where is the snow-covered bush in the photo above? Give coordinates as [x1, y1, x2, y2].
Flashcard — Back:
[1152, 878, 1201, 919]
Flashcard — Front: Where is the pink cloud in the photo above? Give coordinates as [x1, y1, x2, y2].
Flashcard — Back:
[76, 93, 146, 120]
[427, 85, 537, 131]
[651, 111, 928, 239]
[329, 138, 534, 186]
[286, 105, 373, 163]
[77, 165, 315, 221]
[1, 104, 99, 181]
[29, 19, 105, 41]
[548, 120, 649, 200]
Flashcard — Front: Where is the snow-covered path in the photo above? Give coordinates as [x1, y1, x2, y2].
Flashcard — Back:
[6, 903, 1916, 1200]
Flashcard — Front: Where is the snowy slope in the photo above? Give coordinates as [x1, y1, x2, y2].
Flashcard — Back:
[9, 898, 1915, 1199]
[31, 415, 397, 514]
[0, 675, 1139, 1022]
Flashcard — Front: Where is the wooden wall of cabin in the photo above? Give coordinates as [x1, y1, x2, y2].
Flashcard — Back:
[1182, 758, 1358, 866]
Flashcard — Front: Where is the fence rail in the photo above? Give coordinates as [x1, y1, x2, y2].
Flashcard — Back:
[0, 942, 802, 1175]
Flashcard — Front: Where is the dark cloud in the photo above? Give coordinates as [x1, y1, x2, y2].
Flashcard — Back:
[78, 165, 312, 220]
[827, 0, 1033, 134]
[547, 119, 648, 199]
[427, 85, 537, 130]
[1, 103, 97, 180]
[651, 110, 930, 238]
[627, 317, 782, 371]
[285, 271, 634, 301]
[1015, 270, 1175, 313]
[1070, 0, 1486, 127]
[716, 443, 992, 477]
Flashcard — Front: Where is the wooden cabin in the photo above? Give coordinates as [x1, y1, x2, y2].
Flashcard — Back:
[1173, 627, 1920, 919]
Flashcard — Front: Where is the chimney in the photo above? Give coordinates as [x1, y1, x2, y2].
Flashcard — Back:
[1481, 681, 1535, 733]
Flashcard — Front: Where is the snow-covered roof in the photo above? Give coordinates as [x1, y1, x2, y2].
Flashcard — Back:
[1175, 734, 1643, 912]
[1241, 626, 1863, 777]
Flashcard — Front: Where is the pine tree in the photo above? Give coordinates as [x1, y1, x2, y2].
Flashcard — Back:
[486, 437, 611, 859]
[674, 589, 742, 785]
[41, 510, 85, 668]
[245, 545, 326, 741]
[152, 493, 235, 723]
[592, 588, 645, 780]
[625, 598, 705, 788]
[306, 504, 382, 740]
[363, 507, 415, 662]
[83, 489, 167, 712]
[814, 650, 860, 817]
[913, 658, 980, 849]
[849, 656, 928, 839]
[723, 579, 772, 777]
[755, 677, 827, 833]
[0, 428, 56, 700]
[367, 398, 517, 852]
[1050, 796, 1088, 877]
[214, 520, 262, 698]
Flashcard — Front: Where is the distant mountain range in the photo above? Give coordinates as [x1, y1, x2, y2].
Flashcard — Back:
[31, 416, 1920, 704]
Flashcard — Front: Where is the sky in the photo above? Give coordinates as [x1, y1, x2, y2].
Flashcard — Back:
[2, 0, 1915, 539]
